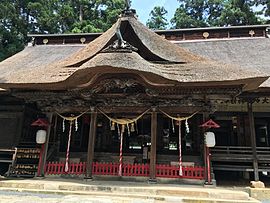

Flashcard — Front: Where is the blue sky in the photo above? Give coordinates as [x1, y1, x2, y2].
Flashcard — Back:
[131, 0, 179, 25]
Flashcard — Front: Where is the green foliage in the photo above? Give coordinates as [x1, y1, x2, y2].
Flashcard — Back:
[218, 0, 261, 26]
[0, 0, 269, 62]
[206, 0, 225, 26]
[0, 0, 125, 61]
[171, 6, 207, 28]
[26, 0, 125, 34]
[171, 0, 209, 28]
[171, 0, 266, 29]
[68, 0, 125, 33]
[146, 6, 168, 30]
[27, 0, 60, 33]
[0, 1, 27, 61]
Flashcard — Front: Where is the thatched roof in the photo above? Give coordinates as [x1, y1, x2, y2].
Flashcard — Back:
[0, 15, 267, 91]
[178, 37, 270, 88]
[0, 45, 83, 83]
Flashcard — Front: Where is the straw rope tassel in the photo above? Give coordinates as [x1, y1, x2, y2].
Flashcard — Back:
[56, 109, 90, 121]
[98, 108, 150, 126]
[179, 121, 183, 176]
[119, 125, 124, 176]
[65, 121, 73, 172]
[159, 109, 198, 122]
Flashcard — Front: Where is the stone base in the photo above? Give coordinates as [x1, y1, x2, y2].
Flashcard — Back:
[204, 182, 216, 188]
[148, 178, 157, 184]
[84, 176, 93, 182]
[250, 181, 265, 188]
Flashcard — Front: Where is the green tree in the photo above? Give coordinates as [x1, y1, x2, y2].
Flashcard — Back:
[0, 0, 126, 61]
[218, 0, 261, 26]
[27, 0, 60, 33]
[171, 0, 264, 28]
[71, 0, 125, 33]
[0, 1, 27, 61]
[171, 0, 208, 28]
[146, 6, 168, 30]
[206, 0, 225, 26]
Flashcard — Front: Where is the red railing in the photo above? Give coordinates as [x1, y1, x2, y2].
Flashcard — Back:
[45, 162, 86, 175]
[45, 162, 204, 179]
[122, 163, 149, 177]
[92, 162, 118, 176]
[156, 164, 204, 179]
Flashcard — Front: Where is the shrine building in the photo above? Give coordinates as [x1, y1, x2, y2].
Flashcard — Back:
[0, 6, 269, 185]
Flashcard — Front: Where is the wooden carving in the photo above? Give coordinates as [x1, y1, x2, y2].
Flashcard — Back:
[91, 78, 145, 94]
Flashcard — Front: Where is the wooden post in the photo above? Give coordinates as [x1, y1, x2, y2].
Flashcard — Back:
[202, 112, 213, 185]
[37, 143, 45, 176]
[247, 102, 259, 181]
[85, 108, 97, 179]
[40, 113, 53, 176]
[149, 108, 157, 182]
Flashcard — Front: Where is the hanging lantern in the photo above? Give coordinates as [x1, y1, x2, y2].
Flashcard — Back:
[204, 132, 216, 147]
[36, 130, 47, 144]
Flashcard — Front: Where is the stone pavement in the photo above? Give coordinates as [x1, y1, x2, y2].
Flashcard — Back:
[0, 190, 167, 203]
[0, 177, 261, 203]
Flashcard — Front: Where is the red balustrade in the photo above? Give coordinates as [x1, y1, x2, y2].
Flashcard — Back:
[156, 164, 204, 179]
[92, 162, 119, 176]
[45, 162, 86, 175]
[122, 163, 150, 177]
[45, 161, 204, 179]
[91, 162, 150, 176]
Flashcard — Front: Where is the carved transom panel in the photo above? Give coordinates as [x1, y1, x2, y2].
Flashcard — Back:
[90, 78, 146, 94]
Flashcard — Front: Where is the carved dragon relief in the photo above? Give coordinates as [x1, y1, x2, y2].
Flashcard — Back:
[81, 77, 159, 96]
[92, 78, 139, 93]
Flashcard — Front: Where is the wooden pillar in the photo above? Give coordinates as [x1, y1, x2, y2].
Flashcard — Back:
[202, 112, 213, 184]
[149, 108, 157, 182]
[85, 109, 97, 179]
[247, 102, 259, 181]
[203, 113, 208, 183]
[40, 113, 53, 176]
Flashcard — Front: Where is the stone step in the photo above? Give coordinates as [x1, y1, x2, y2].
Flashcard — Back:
[0, 179, 260, 203]
[0, 180, 249, 200]
[0, 188, 260, 203]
